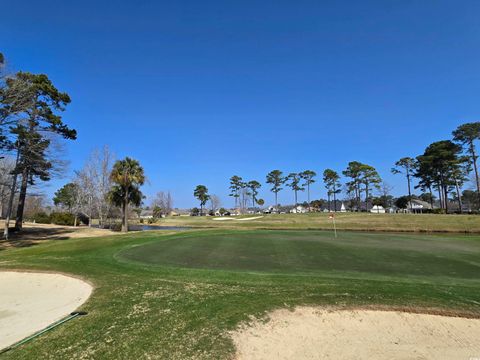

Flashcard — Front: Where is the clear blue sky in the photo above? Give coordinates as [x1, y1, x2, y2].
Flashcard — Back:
[2, 0, 479, 208]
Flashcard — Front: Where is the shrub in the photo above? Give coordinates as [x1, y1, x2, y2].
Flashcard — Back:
[31, 212, 51, 224]
[50, 212, 76, 226]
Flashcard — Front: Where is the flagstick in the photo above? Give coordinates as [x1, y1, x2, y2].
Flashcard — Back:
[333, 216, 337, 238]
[329, 213, 337, 238]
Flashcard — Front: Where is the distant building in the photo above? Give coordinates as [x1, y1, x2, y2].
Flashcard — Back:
[370, 205, 386, 214]
[139, 209, 154, 219]
[290, 205, 307, 214]
[406, 199, 433, 213]
[263, 206, 278, 214]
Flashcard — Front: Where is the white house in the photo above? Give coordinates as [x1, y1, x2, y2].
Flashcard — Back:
[407, 199, 433, 213]
[263, 206, 278, 214]
[290, 205, 307, 214]
[340, 202, 347, 213]
[370, 205, 386, 214]
[139, 209, 154, 219]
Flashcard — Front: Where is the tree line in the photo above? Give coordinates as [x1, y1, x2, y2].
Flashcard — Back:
[219, 122, 480, 213]
[1, 52, 148, 236]
[392, 122, 480, 213]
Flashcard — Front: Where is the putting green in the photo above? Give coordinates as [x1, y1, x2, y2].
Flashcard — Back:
[119, 230, 480, 279]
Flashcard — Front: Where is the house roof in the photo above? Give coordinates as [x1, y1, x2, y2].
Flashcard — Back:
[409, 199, 433, 209]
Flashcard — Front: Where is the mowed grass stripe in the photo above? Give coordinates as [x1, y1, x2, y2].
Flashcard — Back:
[119, 230, 480, 280]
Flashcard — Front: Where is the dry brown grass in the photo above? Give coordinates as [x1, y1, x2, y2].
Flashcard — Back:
[0, 221, 117, 250]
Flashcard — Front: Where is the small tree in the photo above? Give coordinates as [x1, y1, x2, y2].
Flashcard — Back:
[109, 157, 145, 232]
[53, 182, 82, 226]
[395, 196, 410, 210]
[53, 183, 78, 211]
[194, 185, 210, 216]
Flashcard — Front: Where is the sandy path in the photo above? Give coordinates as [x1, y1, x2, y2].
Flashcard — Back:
[232, 307, 480, 360]
[0, 271, 92, 350]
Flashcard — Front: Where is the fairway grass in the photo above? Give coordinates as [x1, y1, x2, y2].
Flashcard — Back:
[156, 212, 480, 233]
[1, 229, 480, 359]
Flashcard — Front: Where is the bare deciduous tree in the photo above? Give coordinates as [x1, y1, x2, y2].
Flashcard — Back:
[152, 191, 173, 217]
[76, 146, 115, 227]
[209, 194, 221, 211]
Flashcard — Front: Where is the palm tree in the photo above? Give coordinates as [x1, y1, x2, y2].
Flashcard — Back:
[266, 170, 285, 211]
[453, 122, 480, 209]
[194, 185, 210, 216]
[109, 157, 145, 232]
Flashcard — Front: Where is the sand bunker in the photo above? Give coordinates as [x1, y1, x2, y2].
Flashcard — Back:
[232, 307, 480, 360]
[212, 216, 264, 221]
[0, 271, 92, 350]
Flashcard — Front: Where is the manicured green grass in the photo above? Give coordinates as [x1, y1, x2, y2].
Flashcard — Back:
[1, 229, 480, 359]
[156, 212, 480, 233]
[120, 231, 480, 280]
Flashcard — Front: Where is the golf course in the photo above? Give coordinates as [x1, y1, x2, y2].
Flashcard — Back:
[1, 214, 480, 359]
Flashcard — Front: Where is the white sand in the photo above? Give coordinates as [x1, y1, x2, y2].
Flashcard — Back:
[212, 216, 264, 221]
[232, 307, 480, 360]
[236, 216, 264, 221]
[0, 271, 92, 350]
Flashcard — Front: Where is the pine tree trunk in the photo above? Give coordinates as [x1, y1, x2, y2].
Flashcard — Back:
[443, 186, 449, 213]
[437, 186, 443, 210]
[470, 142, 480, 210]
[428, 185, 434, 208]
[333, 187, 337, 212]
[455, 179, 463, 214]
[3, 151, 20, 240]
[15, 168, 29, 230]
[407, 172, 413, 212]
[365, 184, 369, 212]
